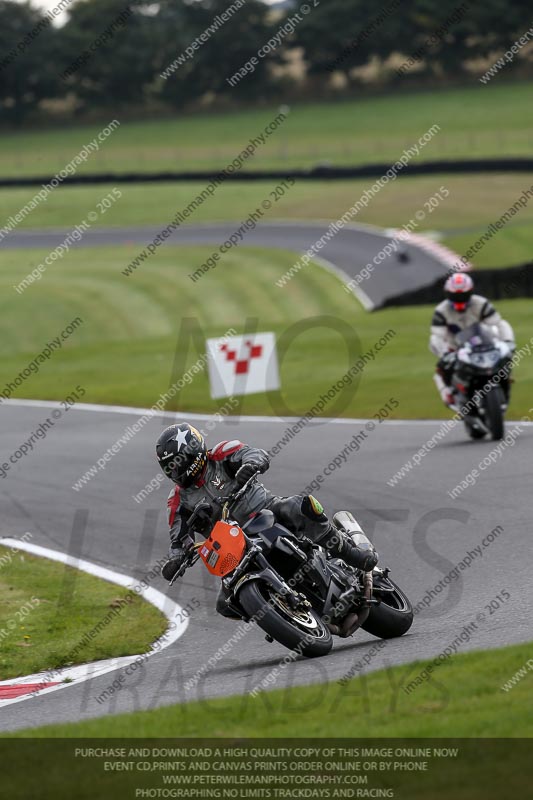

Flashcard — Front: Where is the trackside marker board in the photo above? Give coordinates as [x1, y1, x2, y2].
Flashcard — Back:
[207, 332, 280, 399]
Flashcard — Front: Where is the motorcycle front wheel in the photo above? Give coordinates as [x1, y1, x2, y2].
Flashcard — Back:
[464, 419, 486, 439]
[239, 580, 332, 658]
[483, 385, 505, 440]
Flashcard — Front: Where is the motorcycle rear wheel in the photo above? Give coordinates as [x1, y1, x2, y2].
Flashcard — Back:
[361, 578, 413, 639]
[239, 580, 332, 658]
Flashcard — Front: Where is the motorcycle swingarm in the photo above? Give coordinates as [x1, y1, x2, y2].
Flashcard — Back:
[372, 573, 397, 594]
[372, 583, 397, 594]
[325, 587, 376, 623]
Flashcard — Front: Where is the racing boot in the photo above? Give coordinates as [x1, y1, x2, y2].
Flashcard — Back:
[325, 511, 378, 572]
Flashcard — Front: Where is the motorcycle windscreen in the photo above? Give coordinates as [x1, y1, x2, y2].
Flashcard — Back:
[199, 520, 246, 576]
[457, 322, 495, 348]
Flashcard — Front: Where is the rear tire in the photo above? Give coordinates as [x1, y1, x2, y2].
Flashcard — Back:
[361, 578, 413, 639]
[483, 386, 504, 440]
[239, 580, 332, 658]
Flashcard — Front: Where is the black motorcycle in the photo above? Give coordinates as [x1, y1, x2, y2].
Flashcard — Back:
[171, 475, 413, 658]
[450, 322, 513, 441]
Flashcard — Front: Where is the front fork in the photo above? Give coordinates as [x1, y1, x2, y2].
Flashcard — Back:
[223, 548, 305, 620]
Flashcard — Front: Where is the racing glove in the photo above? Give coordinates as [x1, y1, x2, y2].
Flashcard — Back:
[235, 461, 266, 489]
[161, 535, 194, 581]
[439, 351, 457, 371]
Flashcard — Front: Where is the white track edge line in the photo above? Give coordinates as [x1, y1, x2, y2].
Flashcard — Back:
[312, 254, 375, 311]
[0, 538, 188, 709]
[3, 398, 532, 426]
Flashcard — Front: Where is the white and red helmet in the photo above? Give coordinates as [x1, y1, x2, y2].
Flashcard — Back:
[444, 273, 474, 312]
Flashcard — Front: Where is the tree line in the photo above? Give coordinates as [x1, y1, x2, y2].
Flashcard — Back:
[0, 0, 531, 122]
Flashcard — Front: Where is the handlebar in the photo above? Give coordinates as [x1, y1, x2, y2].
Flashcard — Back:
[172, 471, 261, 583]
[187, 470, 260, 531]
[169, 544, 202, 585]
[217, 470, 260, 511]
[169, 470, 259, 586]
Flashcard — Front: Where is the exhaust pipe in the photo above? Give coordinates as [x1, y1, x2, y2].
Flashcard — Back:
[338, 571, 373, 638]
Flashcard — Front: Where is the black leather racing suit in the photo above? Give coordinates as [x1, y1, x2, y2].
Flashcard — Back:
[165, 439, 333, 616]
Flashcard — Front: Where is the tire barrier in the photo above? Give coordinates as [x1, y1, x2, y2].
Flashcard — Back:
[2, 157, 533, 188]
[380, 261, 533, 309]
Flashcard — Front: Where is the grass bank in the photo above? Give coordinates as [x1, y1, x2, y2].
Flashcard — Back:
[1, 247, 532, 418]
[10, 641, 532, 736]
[0, 545, 167, 680]
[1, 82, 532, 177]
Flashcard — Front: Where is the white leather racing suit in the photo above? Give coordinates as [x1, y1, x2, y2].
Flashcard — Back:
[429, 294, 515, 405]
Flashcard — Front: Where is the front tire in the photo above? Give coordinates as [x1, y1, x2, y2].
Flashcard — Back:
[464, 419, 486, 440]
[239, 580, 332, 658]
[361, 577, 413, 639]
[483, 385, 504, 440]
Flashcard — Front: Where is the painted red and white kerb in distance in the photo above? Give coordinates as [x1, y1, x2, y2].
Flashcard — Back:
[206, 332, 280, 399]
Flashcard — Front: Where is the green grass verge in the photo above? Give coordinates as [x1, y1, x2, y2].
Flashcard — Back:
[0, 546, 167, 680]
[9, 641, 532, 737]
[1, 246, 532, 419]
[1, 82, 533, 177]
[2, 174, 531, 269]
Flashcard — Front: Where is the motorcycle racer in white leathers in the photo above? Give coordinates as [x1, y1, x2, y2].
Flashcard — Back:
[429, 273, 515, 408]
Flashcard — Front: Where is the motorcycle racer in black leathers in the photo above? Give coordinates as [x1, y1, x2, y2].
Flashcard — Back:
[156, 423, 378, 618]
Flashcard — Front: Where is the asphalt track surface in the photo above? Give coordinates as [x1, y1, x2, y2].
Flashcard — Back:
[1, 401, 531, 733]
[4, 221, 450, 309]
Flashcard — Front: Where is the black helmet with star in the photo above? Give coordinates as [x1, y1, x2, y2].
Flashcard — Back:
[156, 423, 207, 487]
